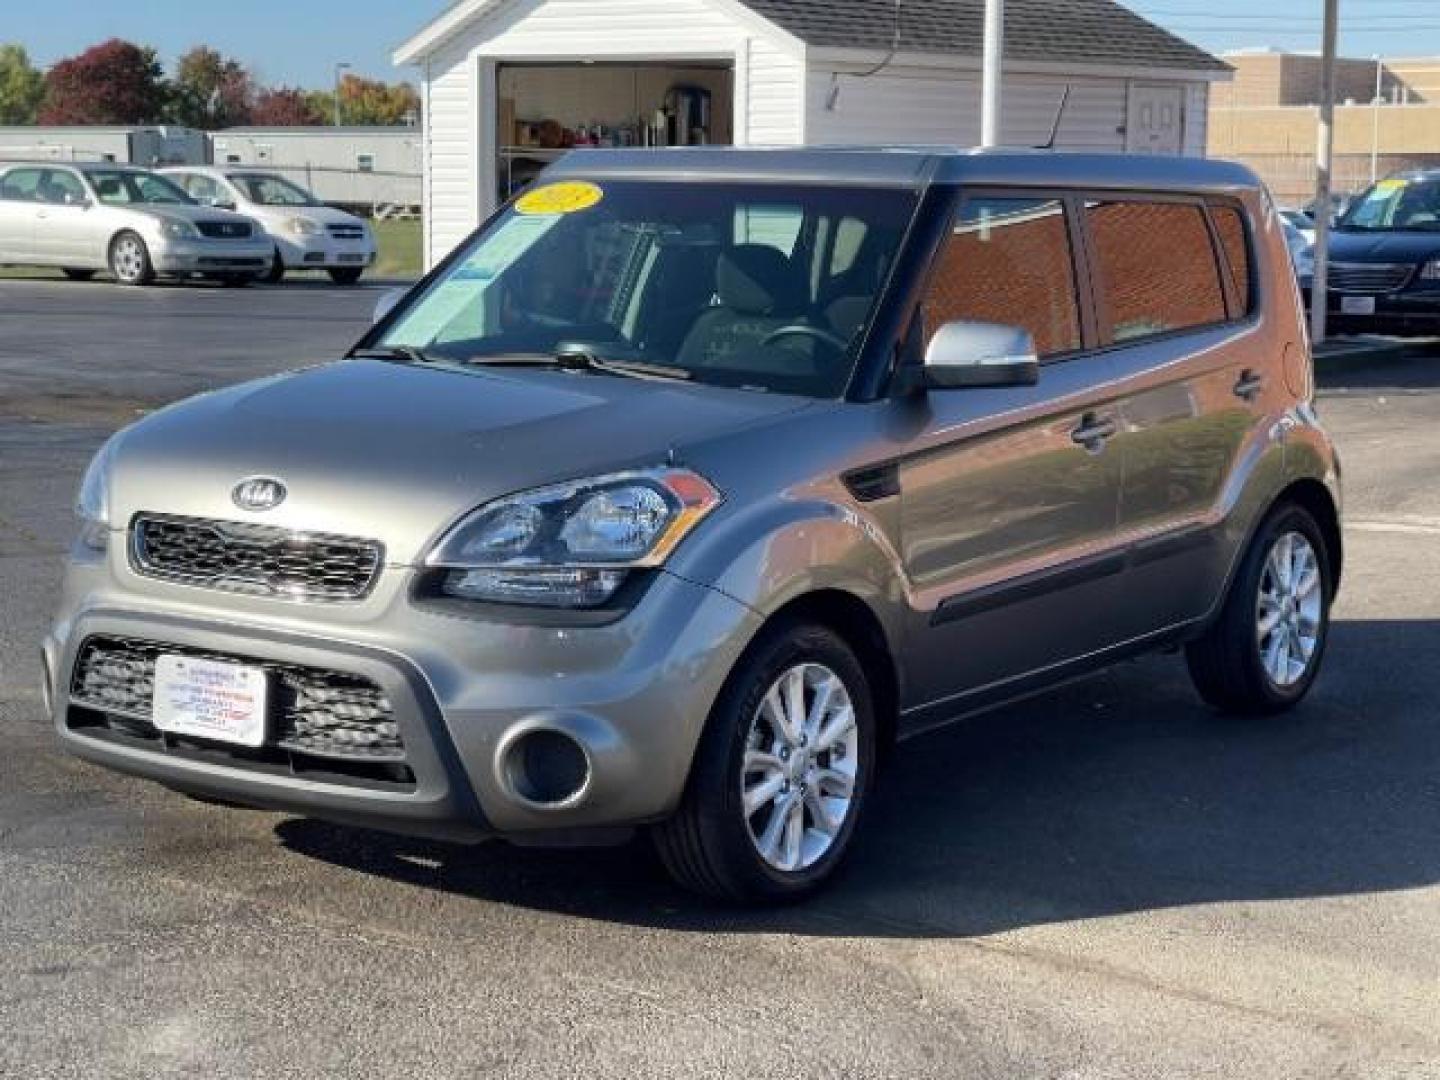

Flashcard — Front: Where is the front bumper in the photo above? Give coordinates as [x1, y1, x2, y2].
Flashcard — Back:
[1310, 286, 1440, 336]
[152, 238, 273, 276]
[47, 544, 761, 842]
[273, 232, 378, 271]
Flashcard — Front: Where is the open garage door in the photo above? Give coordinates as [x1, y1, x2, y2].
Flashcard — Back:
[495, 62, 734, 203]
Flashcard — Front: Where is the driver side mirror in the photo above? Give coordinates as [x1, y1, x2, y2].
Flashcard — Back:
[920, 320, 1040, 390]
[201, 195, 236, 211]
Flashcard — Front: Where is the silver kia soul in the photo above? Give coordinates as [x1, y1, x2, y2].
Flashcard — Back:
[47, 149, 1342, 902]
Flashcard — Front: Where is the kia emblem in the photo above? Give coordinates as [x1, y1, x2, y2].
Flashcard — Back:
[232, 477, 287, 512]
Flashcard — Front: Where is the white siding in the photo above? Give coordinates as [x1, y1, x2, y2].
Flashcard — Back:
[475, 0, 747, 56]
[746, 38, 805, 144]
[806, 66, 1211, 155]
[424, 40, 480, 266]
[1184, 82, 1209, 157]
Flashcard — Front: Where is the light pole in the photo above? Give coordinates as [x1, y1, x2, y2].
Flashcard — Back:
[981, 0, 1004, 147]
[1311, 0, 1339, 346]
[1371, 54, 1383, 185]
[334, 62, 352, 127]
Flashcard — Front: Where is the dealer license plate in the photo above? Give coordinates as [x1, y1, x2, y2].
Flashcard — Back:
[1341, 296, 1376, 316]
[152, 655, 268, 748]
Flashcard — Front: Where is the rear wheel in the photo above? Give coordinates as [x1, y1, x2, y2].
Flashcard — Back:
[109, 231, 154, 286]
[328, 267, 364, 285]
[653, 620, 875, 903]
[218, 273, 254, 288]
[62, 267, 96, 282]
[1186, 502, 1333, 715]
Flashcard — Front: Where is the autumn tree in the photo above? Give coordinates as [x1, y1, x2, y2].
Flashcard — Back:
[38, 38, 168, 124]
[0, 44, 44, 125]
[249, 86, 325, 127]
[310, 74, 421, 127]
[171, 46, 255, 128]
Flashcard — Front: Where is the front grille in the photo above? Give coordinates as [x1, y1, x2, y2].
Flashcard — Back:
[68, 636, 407, 767]
[1327, 262, 1415, 295]
[131, 514, 382, 602]
[326, 223, 366, 239]
[196, 220, 254, 240]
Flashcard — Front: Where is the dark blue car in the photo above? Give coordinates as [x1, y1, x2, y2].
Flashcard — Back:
[1322, 171, 1440, 335]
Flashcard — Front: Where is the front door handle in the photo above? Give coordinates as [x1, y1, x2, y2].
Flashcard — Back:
[1071, 412, 1118, 452]
[1234, 369, 1264, 401]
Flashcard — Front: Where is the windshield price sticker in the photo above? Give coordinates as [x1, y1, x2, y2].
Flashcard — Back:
[515, 181, 604, 216]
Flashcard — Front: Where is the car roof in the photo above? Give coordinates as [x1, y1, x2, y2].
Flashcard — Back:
[543, 147, 1262, 197]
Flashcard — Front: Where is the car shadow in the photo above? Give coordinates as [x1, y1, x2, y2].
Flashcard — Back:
[1318, 339, 1440, 394]
[274, 617, 1440, 937]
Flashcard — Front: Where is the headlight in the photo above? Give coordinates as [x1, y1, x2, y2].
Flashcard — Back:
[426, 468, 723, 608]
[159, 219, 198, 240]
[287, 217, 324, 237]
[1420, 259, 1440, 281]
[75, 437, 118, 551]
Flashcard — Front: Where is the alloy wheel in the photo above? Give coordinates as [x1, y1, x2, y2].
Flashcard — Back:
[1255, 530, 1324, 688]
[112, 237, 146, 283]
[740, 662, 859, 873]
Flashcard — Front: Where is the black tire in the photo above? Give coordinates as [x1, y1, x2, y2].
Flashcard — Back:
[262, 250, 286, 284]
[1186, 502, 1333, 715]
[218, 274, 254, 288]
[62, 268, 97, 281]
[328, 267, 364, 285]
[108, 231, 155, 286]
[652, 619, 876, 904]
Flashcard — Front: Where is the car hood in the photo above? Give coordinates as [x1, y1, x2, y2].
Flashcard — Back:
[247, 204, 362, 227]
[108, 359, 812, 565]
[123, 203, 258, 229]
[1329, 229, 1440, 263]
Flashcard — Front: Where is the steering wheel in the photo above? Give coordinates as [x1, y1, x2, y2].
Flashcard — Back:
[760, 325, 850, 352]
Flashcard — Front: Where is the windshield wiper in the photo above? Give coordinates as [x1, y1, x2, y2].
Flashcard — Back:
[349, 344, 435, 365]
[465, 348, 692, 382]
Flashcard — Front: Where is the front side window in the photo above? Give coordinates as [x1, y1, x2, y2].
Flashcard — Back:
[40, 170, 87, 206]
[230, 173, 319, 206]
[88, 171, 194, 206]
[921, 196, 1083, 358]
[176, 173, 222, 204]
[1087, 200, 1227, 343]
[378, 180, 920, 399]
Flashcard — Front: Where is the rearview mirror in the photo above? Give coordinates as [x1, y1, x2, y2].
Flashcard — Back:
[921, 320, 1039, 390]
[373, 287, 407, 325]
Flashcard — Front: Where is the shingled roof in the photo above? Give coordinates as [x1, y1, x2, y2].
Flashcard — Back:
[742, 0, 1229, 72]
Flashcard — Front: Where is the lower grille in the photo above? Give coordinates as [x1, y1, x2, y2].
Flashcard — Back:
[68, 636, 407, 768]
[131, 514, 383, 602]
[326, 223, 366, 240]
[1327, 262, 1415, 295]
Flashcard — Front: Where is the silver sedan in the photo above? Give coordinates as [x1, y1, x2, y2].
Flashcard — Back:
[0, 162, 272, 285]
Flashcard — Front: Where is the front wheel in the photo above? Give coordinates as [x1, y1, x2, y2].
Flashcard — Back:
[652, 621, 875, 903]
[1186, 502, 1333, 715]
[109, 231, 155, 286]
[328, 267, 364, 285]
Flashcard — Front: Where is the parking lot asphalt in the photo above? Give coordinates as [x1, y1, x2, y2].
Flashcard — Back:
[2, 278, 1439, 1079]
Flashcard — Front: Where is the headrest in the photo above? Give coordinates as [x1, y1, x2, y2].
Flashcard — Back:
[717, 244, 804, 317]
[95, 177, 121, 196]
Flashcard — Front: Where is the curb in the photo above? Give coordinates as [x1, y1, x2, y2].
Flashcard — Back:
[1312, 337, 1416, 376]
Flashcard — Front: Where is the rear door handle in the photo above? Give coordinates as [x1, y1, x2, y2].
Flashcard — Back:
[1071, 412, 1118, 451]
[1234, 369, 1264, 401]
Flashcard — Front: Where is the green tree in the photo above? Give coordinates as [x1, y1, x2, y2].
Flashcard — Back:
[170, 46, 255, 129]
[0, 44, 45, 125]
[310, 75, 421, 127]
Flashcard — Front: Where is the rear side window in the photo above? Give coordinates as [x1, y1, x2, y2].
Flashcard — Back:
[922, 196, 1083, 358]
[1209, 204, 1253, 316]
[1086, 200, 1227, 343]
[0, 168, 44, 202]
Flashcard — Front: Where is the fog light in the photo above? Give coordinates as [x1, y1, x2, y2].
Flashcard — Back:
[503, 729, 591, 807]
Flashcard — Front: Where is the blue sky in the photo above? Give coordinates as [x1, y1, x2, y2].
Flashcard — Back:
[6, 1, 1440, 87]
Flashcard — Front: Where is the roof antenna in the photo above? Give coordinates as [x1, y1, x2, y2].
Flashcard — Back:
[1035, 85, 1072, 150]
[827, 0, 901, 110]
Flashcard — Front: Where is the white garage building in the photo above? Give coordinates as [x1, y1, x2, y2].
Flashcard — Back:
[396, 0, 1230, 267]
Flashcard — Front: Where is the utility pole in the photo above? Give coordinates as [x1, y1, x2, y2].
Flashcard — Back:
[981, 0, 1004, 147]
[334, 62, 352, 128]
[1310, 0, 1339, 346]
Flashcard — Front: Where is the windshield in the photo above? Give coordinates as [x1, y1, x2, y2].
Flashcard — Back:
[1340, 177, 1440, 232]
[377, 179, 920, 398]
[231, 173, 320, 206]
[88, 170, 194, 206]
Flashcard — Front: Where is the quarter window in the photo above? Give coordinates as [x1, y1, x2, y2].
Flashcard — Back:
[1210, 204, 1253, 316]
[922, 196, 1083, 358]
[1086, 200, 1228, 342]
